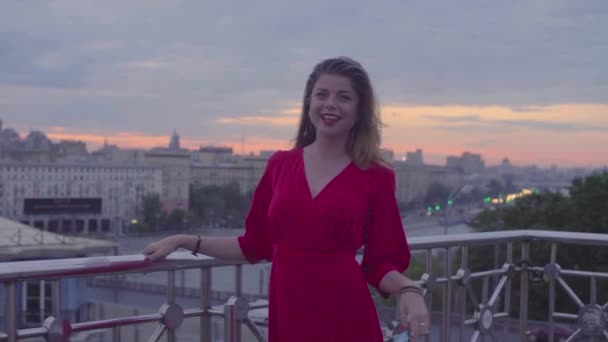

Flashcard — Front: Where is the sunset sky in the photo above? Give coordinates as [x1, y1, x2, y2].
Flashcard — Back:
[1, 1, 607, 168]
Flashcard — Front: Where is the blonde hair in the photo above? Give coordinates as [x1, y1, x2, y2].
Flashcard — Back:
[294, 57, 387, 169]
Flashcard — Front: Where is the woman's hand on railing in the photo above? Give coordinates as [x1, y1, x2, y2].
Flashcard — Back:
[143, 235, 246, 262]
[398, 289, 430, 341]
[143, 235, 182, 262]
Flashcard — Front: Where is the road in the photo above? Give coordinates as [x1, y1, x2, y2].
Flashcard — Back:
[403, 215, 474, 237]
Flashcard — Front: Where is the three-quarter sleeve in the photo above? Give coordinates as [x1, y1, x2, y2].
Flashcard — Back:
[361, 167, 411, 297]
[237, 155, 276, 263]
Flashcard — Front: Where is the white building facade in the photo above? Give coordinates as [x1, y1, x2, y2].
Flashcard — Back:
[0, 161, 163, 234]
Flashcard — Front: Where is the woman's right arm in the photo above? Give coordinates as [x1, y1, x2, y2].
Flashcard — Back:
[143, 234, 246, 262]
[144, 152, 280, 263]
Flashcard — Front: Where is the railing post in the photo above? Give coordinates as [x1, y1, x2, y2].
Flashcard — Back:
[200, 268, 212, 342]
[235, 265, 243, 297]
[224, 297, 241, 342]
[4, 281, 17, 342]
[549, 243, 557, 342]
[458, 246, 468, 342]
[167, 270, 176, 342]
[112, 326, 121, 342]
[424, 248, 434, 342]
[98, 304, 104, 342]
[52, 279, 61, 319]
[133, 308, 140, 342]
[519, 241, 530, 342]
[232, 265, 243, 341]
[503, 242, 513, 342]
[441, 247, 453, 342]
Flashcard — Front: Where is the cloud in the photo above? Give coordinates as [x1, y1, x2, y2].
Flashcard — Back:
[0, 31, 89, 88]
[216, 115, 298, 126]
[493, 119, 608, 132]
[1, 1, 607, 166]
[423, 114, 608, 133]
[422, 114, 482, 123]
[510, 105, 546, 113]
[465, 140, 496, 149]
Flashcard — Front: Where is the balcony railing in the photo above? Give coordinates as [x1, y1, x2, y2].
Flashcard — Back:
[1, 230, 608, 341]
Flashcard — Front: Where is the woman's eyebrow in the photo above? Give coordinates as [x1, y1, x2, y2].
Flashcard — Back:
[314, 87, 353, 93]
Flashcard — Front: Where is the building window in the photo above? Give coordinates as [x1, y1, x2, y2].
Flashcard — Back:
[101, 219, 111, 233]
[22, 280, 53, 326]
[88, 219, 98, 233]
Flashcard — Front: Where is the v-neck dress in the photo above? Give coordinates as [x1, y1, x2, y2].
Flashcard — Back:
[238, 148, 411, 342]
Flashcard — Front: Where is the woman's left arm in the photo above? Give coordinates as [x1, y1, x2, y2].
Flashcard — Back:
[379, 270, 430, 341]
[361, 168, 430, 340]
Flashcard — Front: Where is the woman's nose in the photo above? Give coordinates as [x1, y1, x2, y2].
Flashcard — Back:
[324, 96, 337, 109]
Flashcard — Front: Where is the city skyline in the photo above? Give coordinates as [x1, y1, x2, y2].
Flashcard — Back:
[2, 119, 599, 171]
[1, 1, 607, 168]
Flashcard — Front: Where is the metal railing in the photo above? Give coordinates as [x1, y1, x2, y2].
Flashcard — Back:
[2, 230, 608, 341]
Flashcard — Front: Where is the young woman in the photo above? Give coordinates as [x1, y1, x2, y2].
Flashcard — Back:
[144, 57, 429, 341]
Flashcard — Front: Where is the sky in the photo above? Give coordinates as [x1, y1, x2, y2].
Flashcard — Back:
[1, 1, 607, 168]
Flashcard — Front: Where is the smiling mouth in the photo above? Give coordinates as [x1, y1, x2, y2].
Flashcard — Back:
[321, 113, 341, 124]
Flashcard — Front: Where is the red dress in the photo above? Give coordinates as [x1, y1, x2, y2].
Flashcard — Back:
[238, 148, 410, 342]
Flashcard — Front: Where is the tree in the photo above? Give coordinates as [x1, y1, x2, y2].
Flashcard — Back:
[221, 182, 248, 227]
[502, 174, 517, 194]
[128, 221, 150, 233]
[468, 172, 608, 320]
[485, 178, 505, 198]
[458, 186, 485, 205]
[166, 208, 188, 231]
[569, 172, 608, 234]
[188, 183, 250, 228]
[189, 185, 206, 220]
[142, 193, 163, 230]
[471, 192, 572, 233]
[423, 182, 452, 208]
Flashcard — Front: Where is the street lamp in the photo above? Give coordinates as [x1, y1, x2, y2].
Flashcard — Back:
[443, 174, 479, 235]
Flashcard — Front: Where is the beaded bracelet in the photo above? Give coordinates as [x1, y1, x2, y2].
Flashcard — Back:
[191, 235, 202, 256]
[398, 285, 424, 297]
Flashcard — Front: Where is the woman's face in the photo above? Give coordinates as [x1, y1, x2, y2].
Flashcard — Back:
[308, 73, 359, 141]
